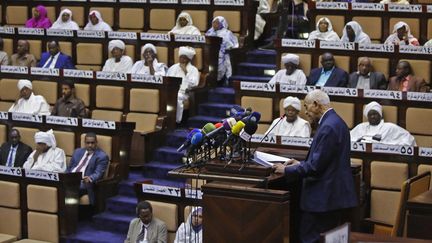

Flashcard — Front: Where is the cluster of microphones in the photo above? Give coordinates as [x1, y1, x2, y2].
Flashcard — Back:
[177, 106, 261, 167]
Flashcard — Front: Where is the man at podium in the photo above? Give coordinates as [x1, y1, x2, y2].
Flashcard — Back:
[273, 90, 357, 243]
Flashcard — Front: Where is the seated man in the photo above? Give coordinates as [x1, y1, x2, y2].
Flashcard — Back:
[10, 40, 37, 67]
[307, 52, 348, 87]
[51, 80, 88, 118]
[125, 201, 168, 243]
[23, 130, 67, 172]
[387, 61, 429, 92]
[348, 57, 387, 90]
[8, 79, 50, 115]
[268, 54, 307, 86]
[0, 129, 33, 168]
[102, 39, 133, 73]
[167, 46, 200, 124]
[37, 40, 75, 69]
[265, 96, 311, 137]
[351, 101, 416, 146]
[67, 132, 108, 205]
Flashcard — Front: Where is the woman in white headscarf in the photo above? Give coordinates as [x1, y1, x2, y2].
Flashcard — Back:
[84, 10, 112, 31]
[102, 40, 133, 73]
[131, 44, 167, 76]
[269, 53, 307, 86]
[167, 46, 200, 123]
[174, 207, 203, 243]
[341, 21, 371, 44]
[205, 16, 239, 83]
[50, 9, 80, 30]
[308, 17, 340, 41]
[169, 12, 201, 35]
[384, 21, 419, 46]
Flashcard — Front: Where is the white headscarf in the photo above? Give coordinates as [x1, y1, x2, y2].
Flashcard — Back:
[169, 12, 201, 35]
[108, 40, 125, 52]
[179, 46, 196, 60]
[50, 9, 80, 30]
[364, 101, 382, 118]
[34, 129, 57, 148]
[18, 79, 32, 91]
[384, 21, 419, 46]
[141, 43, 157, 55]
[308, 17, 340, 42]
[84, 10, 113, 32]
[282, 54, 300, 65]
[283, 96, 301, 111]
[341, 21, 371, 44]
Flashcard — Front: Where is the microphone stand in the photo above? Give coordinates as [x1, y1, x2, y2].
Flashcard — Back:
[251, 115, 286, 157]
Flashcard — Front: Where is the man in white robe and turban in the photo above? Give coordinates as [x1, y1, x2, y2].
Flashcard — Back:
[102, 40, 133, 73]
[131, 43, 167, 76]
[268, 54, 307, 86]
[9, 79, 50, 115]
[167, 46, 200, 124]
[23, 130, 67, 172]
[350, 101, 416, 146]
[265, 96, 311, 137]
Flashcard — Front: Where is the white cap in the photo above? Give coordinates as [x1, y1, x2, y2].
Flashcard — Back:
[108, 39, 125, 52]
[141, 43, 157, 55]
[364, 101, 382, 118]
[17, 79, 32, 91]
[34, 129, 56, 148]
[283, 96, 301, 111]
[282, 54, 300, 65]
[179, 46, 196, 60]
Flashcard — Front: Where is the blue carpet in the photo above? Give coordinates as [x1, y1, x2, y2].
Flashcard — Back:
[230, 75, 272, 83]
[92, 212, 134, 233]
[64, 221, 125, 243]
[246, 49, 276, 64]
[165, 129, 189, 148]
[152, 146, 185, 164]
[208, 87, 235, 103]
[198, 102, 235, 117]
[187, 115, 223, 128]
[236, 62, 277, 76]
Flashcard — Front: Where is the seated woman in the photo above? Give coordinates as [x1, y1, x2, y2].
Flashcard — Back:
[268, 53, 306, 86]
[25, 5, 52, 29]
[174, 207, 203, 243]
[384, 21, 419, 46]
[169, 12, 201, 35]
[307, 17, 340, 42]
[102, 40, 133, 73]
[205, 16, 239, 84]
[84, 10, 112, 31]
[341, 21, 371, 44]
[50, 9, 79, 30]
[380, 0, 410, 4]
[167, 46, 200, 124]
[131, 44, 167, 76]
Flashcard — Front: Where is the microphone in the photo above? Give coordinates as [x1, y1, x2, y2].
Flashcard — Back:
[239, 120, 258, 141]
[177, 128, 201, 152]
[223, 121, 245, 146]
[185, 132, 204, 157]
[201, 123, 216, 135]
[242, 111, 261, 123]
[251, 114, 286, 156]
[372, 134, 382, 141]
[229, 105, 245, 117]
[205, 117, 237, 139]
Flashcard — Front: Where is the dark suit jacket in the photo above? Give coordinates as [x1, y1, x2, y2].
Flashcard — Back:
[0, 141, 33, 167]
[285, 109, 358, 212]
[307, 67, 349, 87]
[348, 71, 388, 90]
[387, 75, 430, 92]
[67, 148, 109, 204]
[37, 52, 76, 69]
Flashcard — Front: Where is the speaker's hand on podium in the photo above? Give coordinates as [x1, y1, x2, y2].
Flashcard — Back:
[272, 159, 300, 175]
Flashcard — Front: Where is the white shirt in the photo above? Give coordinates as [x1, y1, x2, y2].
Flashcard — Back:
[350, 120, 416, 146]
[23, 147, 67, 172]
[42, 52, 60, 69]
[167, 63, 199, 94]
[8, 93, 51, 115]
[102, 56, 133, 73]
[71, 151, 94, 177]
[265, 116, 311, 137]
[131, 59, 167, 76]
[268, 69, 307, 86]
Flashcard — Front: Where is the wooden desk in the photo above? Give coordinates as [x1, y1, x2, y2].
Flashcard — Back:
[406, 190, 432, 239]
[351, 232, 432, 242]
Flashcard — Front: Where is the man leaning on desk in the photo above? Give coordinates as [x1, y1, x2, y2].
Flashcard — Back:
[273, 90, 358, 243]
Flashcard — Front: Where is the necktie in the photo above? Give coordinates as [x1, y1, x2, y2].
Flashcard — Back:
[136, 225, 147, 243]
[43, 55, 55, 68]
[6, 146, 16, 167]
[74, 153, 90, 173]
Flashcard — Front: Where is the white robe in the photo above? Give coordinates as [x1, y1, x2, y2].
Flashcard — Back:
[50, 9, 80, 30]
[308, 17, 340, 42]
[380, 0, 410, 4]
[167, 63, 199, 123]
[174, 208, 202, 243]
[8, 93, 50, 115]
[102, 56, 133, 73]
[341, 21, 371, 44]
[131, 59, 167, 76]
[169, 13, 201, 36]
[265, 116, 311, 137]
[268, 69, 307, 86]
[23, 147, 67, 172]
[255, 0, 270, 40]
[350, 120, 416, 146]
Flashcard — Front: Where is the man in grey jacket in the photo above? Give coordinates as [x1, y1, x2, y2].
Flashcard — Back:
[348, 57, 387, 90]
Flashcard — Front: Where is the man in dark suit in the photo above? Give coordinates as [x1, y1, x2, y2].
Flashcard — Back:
[37, 40, 75, 69]
[0, 129, 33, 167]
[348, 57, 388, 90]
[307, 52, 349, 87]
[67, 132, 108, 205]
[274, 90, 358, 243]
[387, 61, 430, 92]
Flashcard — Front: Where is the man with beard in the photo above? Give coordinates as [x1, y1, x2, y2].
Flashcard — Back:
[51, 80, 88, 118]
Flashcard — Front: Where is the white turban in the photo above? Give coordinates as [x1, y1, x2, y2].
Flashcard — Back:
[364, 101, 382, 118]
[282, 54, 300, 65]
[179, 46, 196, 60]
[108, 40, 125, 52]
[283, 96, 301, 111]
[17, 79, 32, 91]
[141, 43, 157, 55]
[34, 129, 57, 148]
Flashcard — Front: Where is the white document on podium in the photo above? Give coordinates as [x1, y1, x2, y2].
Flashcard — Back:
[252, 151, 292, 168]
